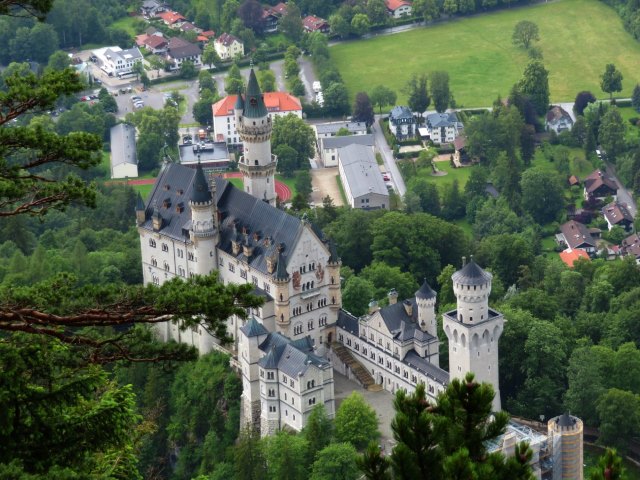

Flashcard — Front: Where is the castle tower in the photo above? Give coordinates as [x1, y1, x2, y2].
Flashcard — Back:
[415, 279, 439, 367]
[326, 239, 342, 312]
[135, 192, 146, 225]
[189, 162, 218, 276]
[548, 413, 584, 480]
[443, 256, 504, 411]
[239, 317, 269, 430]
[237, 69, 277, 205]
[273, 248, 291, 334]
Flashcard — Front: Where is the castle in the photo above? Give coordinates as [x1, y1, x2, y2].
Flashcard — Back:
[136, 68, 504, 434]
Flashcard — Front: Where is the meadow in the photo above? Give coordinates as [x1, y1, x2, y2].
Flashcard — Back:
[330, 0, 640, 106]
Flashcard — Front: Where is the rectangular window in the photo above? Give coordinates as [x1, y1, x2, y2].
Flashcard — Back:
[252, 276, 258, 286]
[229, 264, 235, 273]
[240, 269, 247, 279]
[219, 257, 224, 266]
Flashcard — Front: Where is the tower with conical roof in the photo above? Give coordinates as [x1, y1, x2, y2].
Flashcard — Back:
[189, 161, 218, 276]
[443, 256, 504, 411]
[237, 69, 277, 205]
[273, 247, 291, 334]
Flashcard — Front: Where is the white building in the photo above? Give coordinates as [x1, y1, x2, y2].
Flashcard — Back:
[389, 106, 416, 140]
[212, 92, 302, 144]
[385, 0, 413, 17]
[424, 112, 464, 144]
[165, 37, 202, 70]
[338, 144, 389, 210]
[109, 123, 138, 179]
[215, 33, 244, 61]
[137, 70, 341, 434]
[313, 121, 367, 139]
[319, 134, 374, 167]
[92, 46, 143, 77]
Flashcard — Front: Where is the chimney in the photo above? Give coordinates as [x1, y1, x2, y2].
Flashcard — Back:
[388, 289, 398, 305]
[403, 299, 413, 316]
[368, 299, 379, 314]
[266, 254, 276, 274]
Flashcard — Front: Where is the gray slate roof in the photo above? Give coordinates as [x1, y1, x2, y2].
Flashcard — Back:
[140, 163, 311, 276]
[403, 350, 449, 384]
[179, 141, 229, 165]
[452, 258, 492, 286]
[315, 121, 367, 135]
[258, 332, 328, 377]
[389, 106, 414, 123]
[106, 47, 143, 62]
[243, 68, 268, 118]
[240, 316, 269, 337]
[321, 134, 374, 150]
[415, 279, 436, 300]
[338, 144, 388, 199]
[426, 112, 461, 129]
[167, 36, 201, 59]
[110, 123, 137, 167]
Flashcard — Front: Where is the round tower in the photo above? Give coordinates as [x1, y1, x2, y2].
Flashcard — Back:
[443, 256, 504, 411]
[415, 278, 437, 338]
[548, 413, 583, 480]
[237, 68, 277, 205]
[189, 162, 218, 276]
[273, 247, 291, 333]
[326, 239, 342, 312]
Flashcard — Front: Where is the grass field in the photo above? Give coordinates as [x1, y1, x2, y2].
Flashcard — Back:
[331, 0, 640, 106]
[530, 146, 596, 178]
[111, 17, 140, 37]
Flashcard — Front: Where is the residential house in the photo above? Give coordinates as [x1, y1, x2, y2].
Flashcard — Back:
[92, 46, 143, 77]
[389, 106, 416, 140]
[583, 170, 617, 202]
[158, 10, 187, 28]
[602, 201, 634, 231]
[425, 112, 463, 144]
[546, 105, 574, 134]
[319, 134, 374, 167]
[385, 0, 413, 17]
[270, 2, 288, 17]
[166, 37, 202, 70]
[110, 123, 138, 179]
[568, 175, 580, 187]
[142, 34, 168, 54]
[197, 30, 216, 45]
[212, 92, 302, 144]
[180, 22, 202, 34]
[140, 0, 167, 18]
[559, 249, 590, 268]
[453, 135, 468, 166]
[303, 15, 329, 33]
[262, 8, 280, 33]
[558, 220, 597, 255]
[215, 33, 244, 61]
[337, 144, 389, 210]
[313, 121, 367, 139]
[621, 232, 640, 263]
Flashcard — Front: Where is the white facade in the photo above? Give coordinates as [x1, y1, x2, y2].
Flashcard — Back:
[92, 46, 143, 77]
[424, 112, 463, 145]
[215, 34, 244, 60]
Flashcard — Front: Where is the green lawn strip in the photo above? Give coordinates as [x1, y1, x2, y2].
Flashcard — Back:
[111, 16, 139, 37]
[617, 105, 640, 142]
[131, 183, 154, 200]
[227, 178, 243, 190]
[541, 235, 557, 252]
[335, 175, 348, 205]
[331, 0, 640, 106]
[425, 162, 474, 191]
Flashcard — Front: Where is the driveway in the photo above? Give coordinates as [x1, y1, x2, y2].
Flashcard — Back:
[605, 161, 637, 217]
[372, 115, 406, 196]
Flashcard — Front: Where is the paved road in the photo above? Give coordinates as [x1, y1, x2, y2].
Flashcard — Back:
[605, 161, 637, 217]
[298, 56, 317, 103]
[372, 114, 406, 197]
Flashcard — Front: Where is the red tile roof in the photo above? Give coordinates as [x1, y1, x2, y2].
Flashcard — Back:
[584, 169, 617, 196]
[145, 35, 168, 49]
[217, 32, 241, 47]
[385, 0, 412, 10]
[270, 2, 288, 15]
[559, 249, 590, 267]
[136, 34, 150, 47]
[212, 92, 302, 117]
[302, 15, 328, 32]
[158, 11, 185, 24]
[201, 30, 215, 37]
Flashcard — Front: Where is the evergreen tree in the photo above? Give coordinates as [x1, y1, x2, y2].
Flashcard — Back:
[517, 61, 549, 116]
[404, 74, 430, 117]
[233, 427, 267, 480]
[632, 84, 640, 111]
[589, 448, 627, 480]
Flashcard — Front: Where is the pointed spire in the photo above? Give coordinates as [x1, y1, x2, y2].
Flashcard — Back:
[274, 249, 289, 281]
[415, 278, 436, 300]
[135, 192, 145, 211]
[234, 86, 244, 110]
[190, 162, 212, 204]
[243, 68, 267, 118]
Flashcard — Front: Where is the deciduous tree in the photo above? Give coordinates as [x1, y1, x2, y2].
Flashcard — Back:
[352, 91, 374, 127]
[574, 90, 596, 116]
[404, 73, 430, 116]
[601, 63, 623, 101]
[311, 443, 360, 480]
[512, 20, 539, 49]
[272, 113, 315, 169]
[517, 60, 549, 116]
[370, 85, 397, 114]
[430, 70, 451, 113]
[520, 169, 564, 223]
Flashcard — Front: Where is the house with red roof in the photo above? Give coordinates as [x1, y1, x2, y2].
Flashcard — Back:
[143, 34, 169, 54]
[211, 92, 302, 144]
[385, 0, 412, 18]
[621, 232, 640, 264]
[303, 15, 329, 33]
[583, 169, 618, 202]
[602, 201, 634, 231]
[158, 11, 186, 28]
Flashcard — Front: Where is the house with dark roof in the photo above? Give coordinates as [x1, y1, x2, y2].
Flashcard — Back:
[583, 169, 617, 202]
[389, 106, 416, 140]
[142, 34, 168, 54]
[110, 123, 138, 179]
[303, 15, 329, 33]
[558, 220, 597, 254]
[165, 36, 202, 70]
[602, 201, 634, 231]
[140, 0, 167, 18]
[453, 135, 469, 166]
[546, 105, 574, 134]
[425, 112, 464, 144]
[214, 32, 244, 60]
[262, 8, 279, 33]
[621, 232, 640, 263]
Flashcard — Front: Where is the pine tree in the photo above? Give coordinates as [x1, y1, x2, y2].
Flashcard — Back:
[589, 448, 626, 480]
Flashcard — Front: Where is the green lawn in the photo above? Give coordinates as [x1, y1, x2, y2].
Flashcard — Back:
[331, 0, 640, 106]
[336, 175, 348, 205]
[426, 162, 474, 191]
[111, 16, 140, 37]
[132, 183, 154, 200]
[531, 146, 595, 179]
